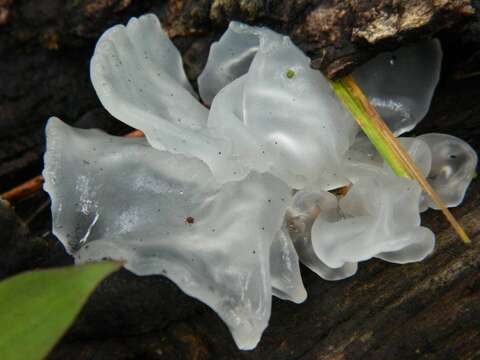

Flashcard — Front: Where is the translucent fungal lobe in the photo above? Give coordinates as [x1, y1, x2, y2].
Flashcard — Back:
[44, 117, 292, 350]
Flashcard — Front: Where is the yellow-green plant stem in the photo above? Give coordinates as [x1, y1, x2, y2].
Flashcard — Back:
[330, 75, 470, 244]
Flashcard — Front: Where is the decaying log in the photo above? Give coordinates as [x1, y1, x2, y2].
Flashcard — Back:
[0, 1, 479, 359]
[164, 0, 477, 78]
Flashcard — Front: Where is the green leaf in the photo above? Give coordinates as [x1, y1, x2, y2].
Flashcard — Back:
[0, 261, 121, 360]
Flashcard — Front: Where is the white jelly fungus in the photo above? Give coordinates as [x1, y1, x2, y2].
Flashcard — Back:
[43, 14, 477, 350]
[353, 39, 442, 136]
[44, 117, 292, 349]
[418, 133, 478, 211]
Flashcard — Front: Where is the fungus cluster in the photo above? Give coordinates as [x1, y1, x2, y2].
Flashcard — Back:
[43, 14, 477, 350]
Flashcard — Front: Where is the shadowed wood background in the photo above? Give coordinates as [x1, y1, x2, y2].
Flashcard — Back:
[0, 1, 479, 359]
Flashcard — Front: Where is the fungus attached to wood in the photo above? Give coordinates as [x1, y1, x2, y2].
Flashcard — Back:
[43, 14, 477, 350]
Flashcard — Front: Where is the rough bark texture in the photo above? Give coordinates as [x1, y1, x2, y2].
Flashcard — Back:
[1, 1, 479, 359]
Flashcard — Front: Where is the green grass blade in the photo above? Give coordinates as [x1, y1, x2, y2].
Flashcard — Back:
[0, 261, 121, 360]
[330, 78, 409, 178]
[330, 75, 470, 244]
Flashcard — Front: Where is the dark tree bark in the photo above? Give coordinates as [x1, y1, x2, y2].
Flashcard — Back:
[0, 1, 479, 359]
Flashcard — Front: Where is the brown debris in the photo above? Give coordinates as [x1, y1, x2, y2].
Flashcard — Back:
[42, 29, 60, 50]
[171, 323, 209, 360]
[84, 0, 132, 17]
[330, 185, 351, 198]
[0, 0, 12, 25]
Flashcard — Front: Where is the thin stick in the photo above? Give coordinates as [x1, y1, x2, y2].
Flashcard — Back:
[1, 176, 45, 203]
[124, 130, 144, 138]
[24, 199, 51, 225]
[331, 75, 470, 244]
[1, 129, 144, 203]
